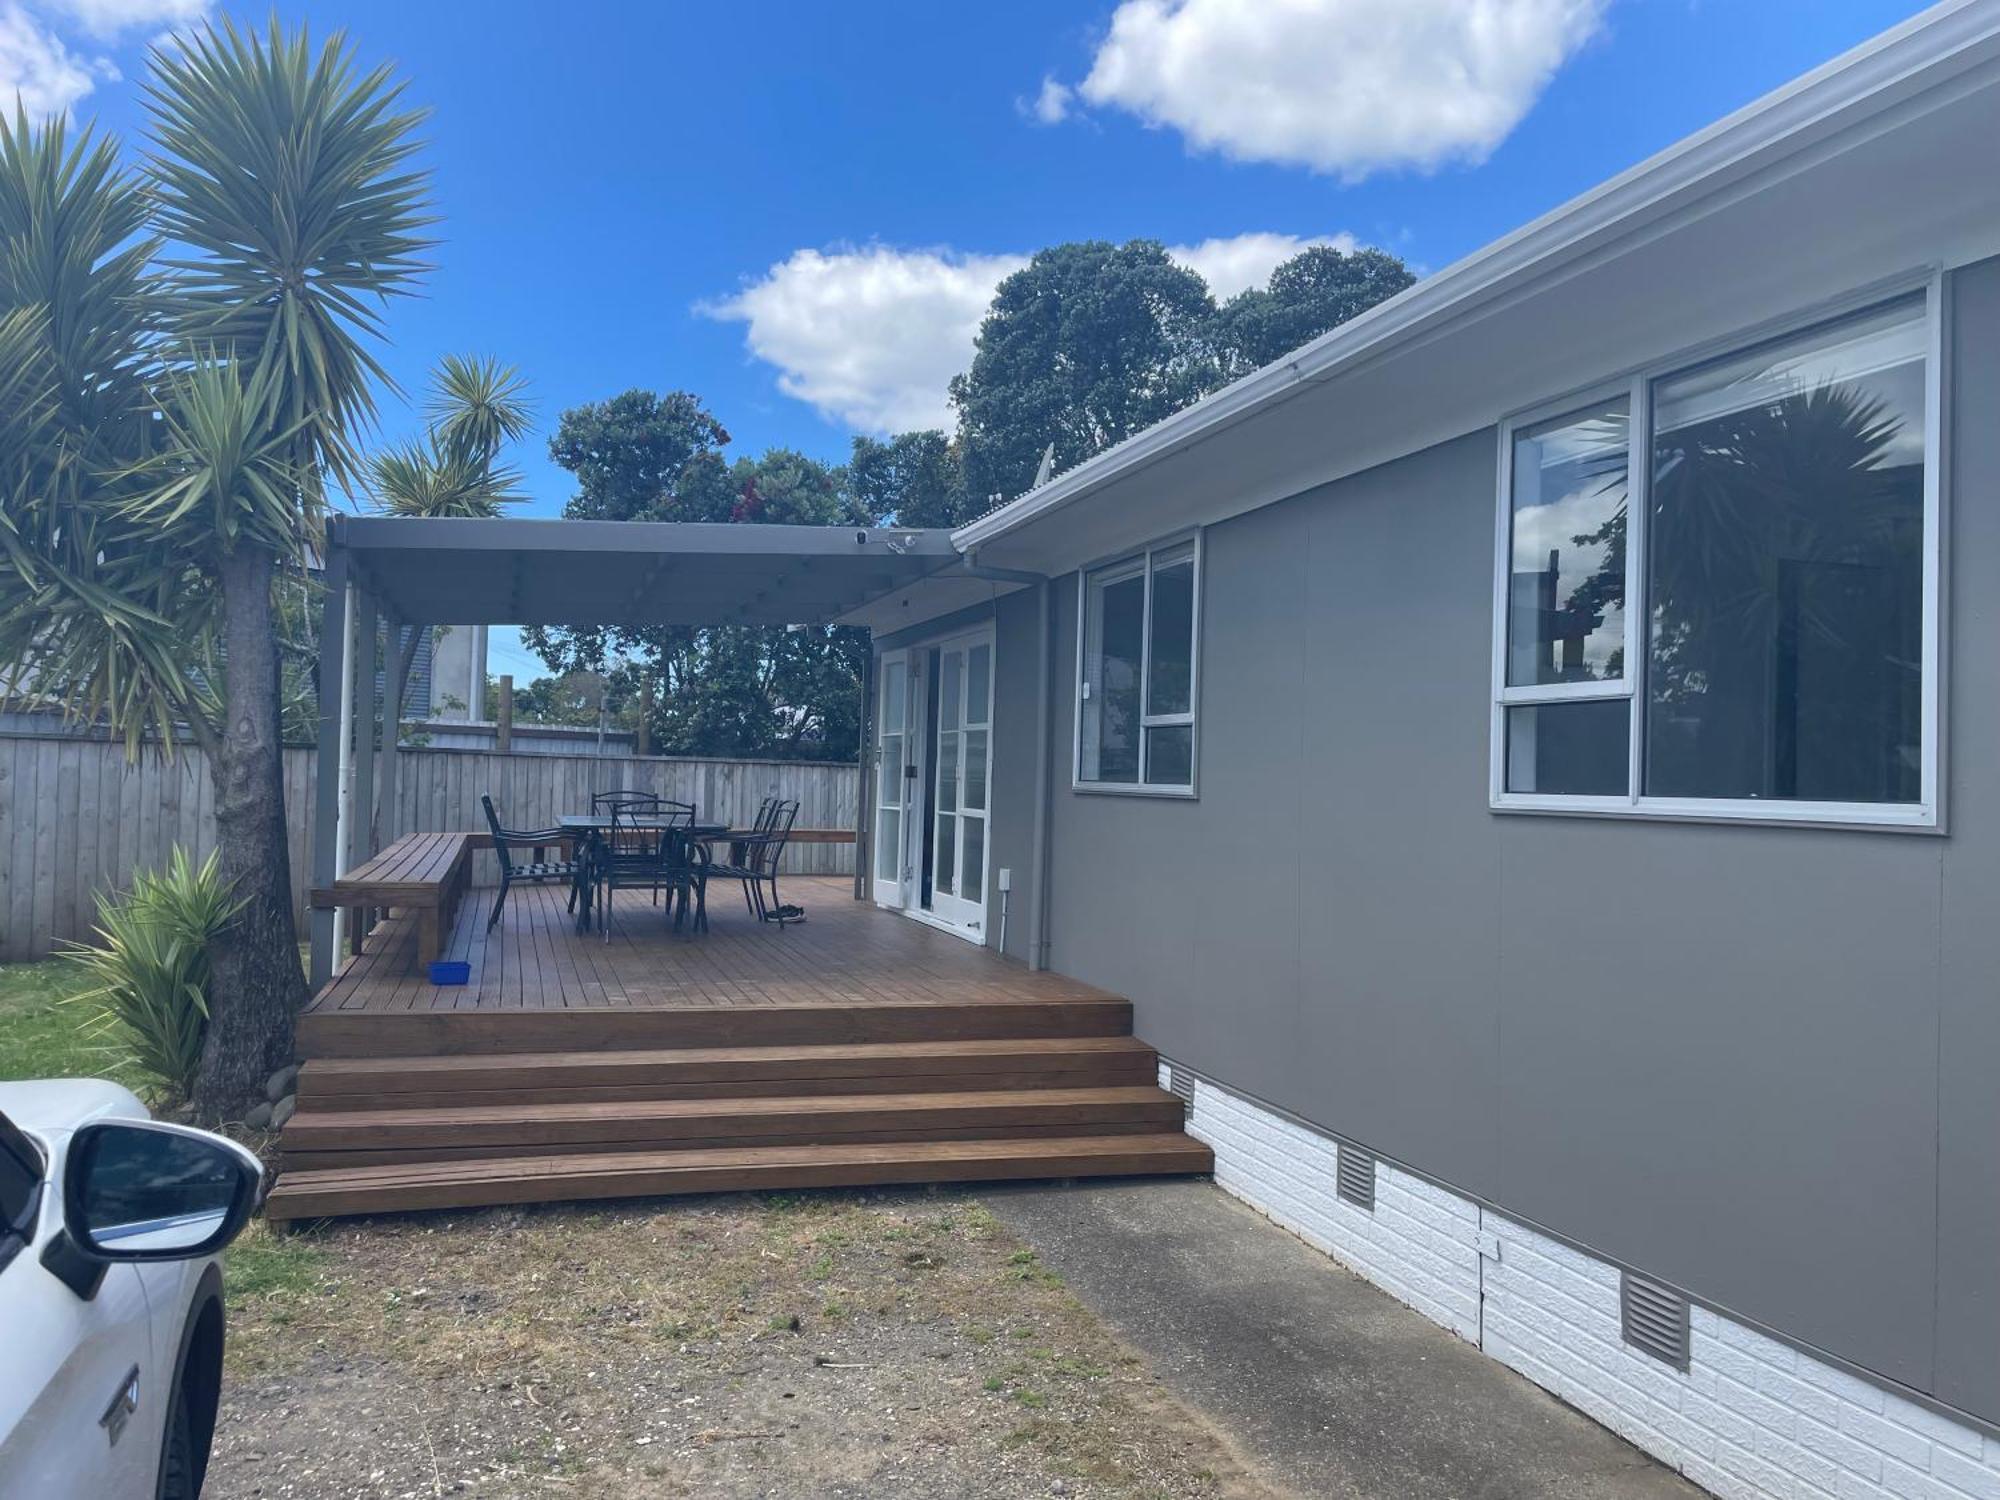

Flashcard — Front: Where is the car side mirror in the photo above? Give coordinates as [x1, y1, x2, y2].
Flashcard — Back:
[62, 1120, 263, 1262]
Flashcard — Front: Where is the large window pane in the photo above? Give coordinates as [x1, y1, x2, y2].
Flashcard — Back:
[1508, 400, 1629, 686]
[1146, 549, 1196, 716]
[1645, 298, 1926, 804]
[1506, 701, 1629, 796]
[1081, 567, 1145, 783]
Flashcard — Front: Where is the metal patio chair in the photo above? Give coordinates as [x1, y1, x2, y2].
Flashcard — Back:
[593, 799, 705, 939]
[705, 798, 801, 925]
[591, 791, 695, 902]
[479, 794, 583, 931]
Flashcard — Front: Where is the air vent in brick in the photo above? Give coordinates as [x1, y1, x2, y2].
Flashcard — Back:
[1336, 1144, 1376, 1210]
[1620, 1271, 1691, 1371]
[1164, 1064, 1194, 1116]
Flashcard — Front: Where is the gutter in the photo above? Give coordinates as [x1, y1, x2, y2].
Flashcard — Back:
[950, 0, 2000, 555]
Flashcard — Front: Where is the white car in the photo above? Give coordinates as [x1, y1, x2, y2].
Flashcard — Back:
[0, 1079, 264, 1500]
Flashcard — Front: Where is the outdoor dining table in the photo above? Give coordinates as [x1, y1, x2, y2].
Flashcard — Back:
[556, 815, 731, 932]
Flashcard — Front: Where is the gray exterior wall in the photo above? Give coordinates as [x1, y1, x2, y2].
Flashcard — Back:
[1006, 254, 2000, 1423]
[988, 586, 1046, 965]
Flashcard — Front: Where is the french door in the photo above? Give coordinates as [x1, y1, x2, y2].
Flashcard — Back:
[927, 630, 993, 935]
[871, 650, 916, 907]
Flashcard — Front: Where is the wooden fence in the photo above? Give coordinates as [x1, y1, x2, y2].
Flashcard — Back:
[0, 733, 858, 961]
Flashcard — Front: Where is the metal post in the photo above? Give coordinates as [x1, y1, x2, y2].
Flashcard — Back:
[308, 542, 349, 989]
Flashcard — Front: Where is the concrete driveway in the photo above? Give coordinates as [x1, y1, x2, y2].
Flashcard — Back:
[986, 1179, 1703, 1500]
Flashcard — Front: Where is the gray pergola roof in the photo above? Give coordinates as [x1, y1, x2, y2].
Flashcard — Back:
[330, 515, 963, 627]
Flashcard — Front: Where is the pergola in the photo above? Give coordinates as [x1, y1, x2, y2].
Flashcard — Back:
[308, 514, 967, 986]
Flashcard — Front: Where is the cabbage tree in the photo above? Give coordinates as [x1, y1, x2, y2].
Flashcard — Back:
[0, 19, 432, 1122]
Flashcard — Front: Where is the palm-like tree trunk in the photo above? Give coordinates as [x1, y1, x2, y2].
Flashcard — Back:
[193, 543, 309, 1120]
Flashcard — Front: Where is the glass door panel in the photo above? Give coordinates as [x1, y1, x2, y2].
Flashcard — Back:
[929, 631, 994, 934]
[871, 653, 915, 906]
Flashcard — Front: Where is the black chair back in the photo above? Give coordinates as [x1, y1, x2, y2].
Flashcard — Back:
[750, 799, 800, 878]
[480, 794, 516, 877]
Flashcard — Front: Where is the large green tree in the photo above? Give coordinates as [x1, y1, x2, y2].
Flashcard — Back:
[942, 238, 1413, 508]
[1212, 245, 1416, 375]
[524, 393, 872, 760]
[846, 429, 970, 528]
[950, 240, 1220, 507]
[0, 21, 431, 1121]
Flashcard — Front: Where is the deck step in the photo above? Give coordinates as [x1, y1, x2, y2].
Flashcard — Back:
[280, 1086, 1186, 1168]
[297, 998, 1134, 1059]
[264, 1132, 1214, 1222]
[298, 1036, 1159, 1109]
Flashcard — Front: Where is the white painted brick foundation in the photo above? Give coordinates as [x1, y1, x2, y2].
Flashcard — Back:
[1168, 1064, 2000, 1500]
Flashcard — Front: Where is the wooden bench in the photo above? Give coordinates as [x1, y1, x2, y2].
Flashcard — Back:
[312, 832, 478, 966]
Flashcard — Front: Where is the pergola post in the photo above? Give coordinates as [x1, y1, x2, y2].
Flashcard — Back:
[377, 612, 405, 852]
[352, 584, 378, 864]
[308, 542, 350, 990]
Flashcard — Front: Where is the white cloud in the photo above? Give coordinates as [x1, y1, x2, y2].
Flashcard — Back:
[701, 245, 1031, 433]
[1026, 76, 1072, 125]
[1075, 0, 1607, 179]
[36, 0, 207, 42]
[705, 232, 1358, 433]
[1168, 230, 1355, 299]
[0, 0, 204, 121]
[0, 4, 97, 116]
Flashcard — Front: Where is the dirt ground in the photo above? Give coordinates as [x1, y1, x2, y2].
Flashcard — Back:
[209, 1189, 1282, 1500]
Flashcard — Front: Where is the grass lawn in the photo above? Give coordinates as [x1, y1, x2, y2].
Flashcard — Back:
[0, 957, 148, 1093]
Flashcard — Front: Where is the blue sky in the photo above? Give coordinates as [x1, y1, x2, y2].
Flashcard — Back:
[6, 0, 1934, 679]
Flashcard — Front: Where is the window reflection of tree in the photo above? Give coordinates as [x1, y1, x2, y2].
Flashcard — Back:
[1552, 438, 1629, 682]
[1515, 411, 1628, 685]
[1646, 382, 1922, 803]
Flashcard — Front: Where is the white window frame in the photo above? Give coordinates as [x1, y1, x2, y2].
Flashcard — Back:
[1489, 272, 1946, 832]
[1074, 530, 1203, 796]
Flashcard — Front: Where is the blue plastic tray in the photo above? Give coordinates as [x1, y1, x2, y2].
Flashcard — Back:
[428, 959, 471, 985]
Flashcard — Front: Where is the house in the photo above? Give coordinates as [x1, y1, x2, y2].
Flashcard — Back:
[836, 3, 2000, 1492]
[294, 6, 2000, 1494]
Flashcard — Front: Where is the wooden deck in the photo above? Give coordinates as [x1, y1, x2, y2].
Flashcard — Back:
[308, 875, 1111, 1015]
[272, 877, 1209, 1221]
